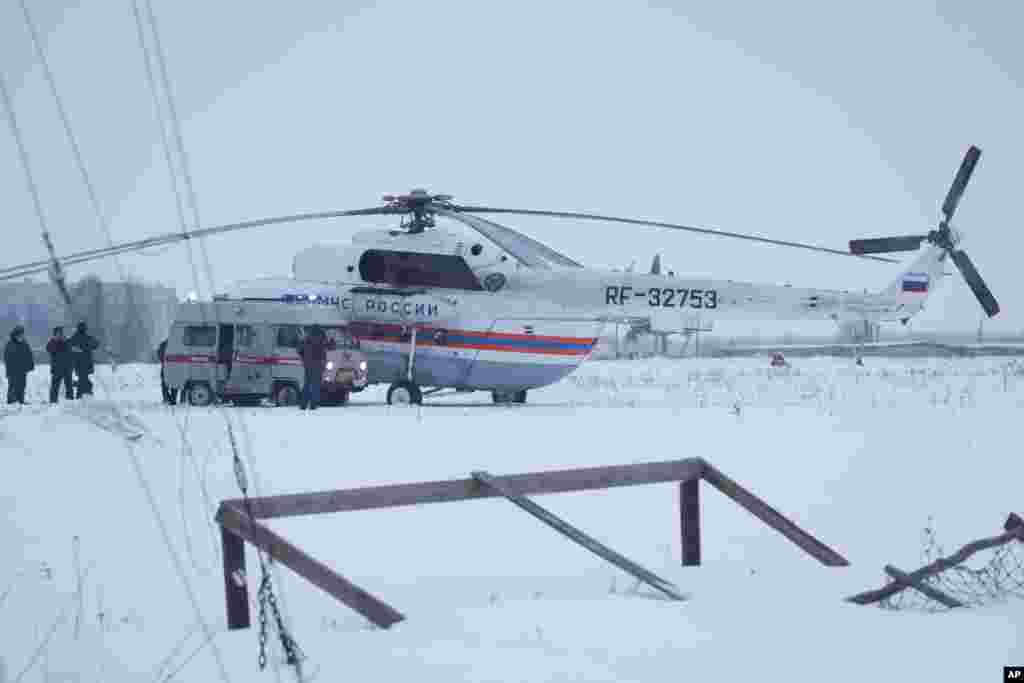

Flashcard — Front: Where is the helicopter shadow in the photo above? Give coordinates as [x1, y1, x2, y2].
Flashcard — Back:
[344, 399, 570, 410]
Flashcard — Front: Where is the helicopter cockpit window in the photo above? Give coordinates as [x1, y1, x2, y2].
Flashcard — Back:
[359, 250, 483, 291]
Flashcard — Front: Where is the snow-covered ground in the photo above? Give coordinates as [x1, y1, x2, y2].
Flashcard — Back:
[3, 357, 1023, 681]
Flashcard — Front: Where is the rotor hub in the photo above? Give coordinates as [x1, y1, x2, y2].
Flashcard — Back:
[929, 222, 961, 251]
[382, 190, 453, 233]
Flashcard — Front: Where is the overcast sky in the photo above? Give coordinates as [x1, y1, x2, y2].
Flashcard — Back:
[2, 0, 1021, 336]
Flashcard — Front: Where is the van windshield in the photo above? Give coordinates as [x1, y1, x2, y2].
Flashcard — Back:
[323, 326, 360, 350]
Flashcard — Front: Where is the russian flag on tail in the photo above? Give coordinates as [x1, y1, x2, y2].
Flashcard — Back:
[902, 272, 930, 293]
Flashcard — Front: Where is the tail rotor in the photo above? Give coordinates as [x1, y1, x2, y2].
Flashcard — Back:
[848, 145, 998, 317]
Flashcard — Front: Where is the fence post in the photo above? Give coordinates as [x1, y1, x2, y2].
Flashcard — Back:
[221, 525, 251, 630]
[681, 478, 701, 566]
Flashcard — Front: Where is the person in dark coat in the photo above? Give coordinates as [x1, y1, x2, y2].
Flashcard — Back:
[4, 325, 35, 405]
[68, 321, 99, 398]
[296, 325, 335, 410]
[156, 338, 177, 405]
[46, 326, 74, 404]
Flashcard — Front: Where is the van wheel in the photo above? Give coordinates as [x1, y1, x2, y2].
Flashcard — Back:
[387, 381, 422, 405]
[492, 391, 515, 404]
[338, 391, 350, 406]
[512, 390, 527, 404]
[186, 382, 214, 407]
[273, 383, 299, 407]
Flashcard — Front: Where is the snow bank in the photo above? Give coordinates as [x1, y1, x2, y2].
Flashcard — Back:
[2, 359, 1022, 681]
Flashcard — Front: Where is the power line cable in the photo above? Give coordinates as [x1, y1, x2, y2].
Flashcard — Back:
[134, 2, 306, 675]
[130, 0, 204, 299]
[142, 0, 218, 299]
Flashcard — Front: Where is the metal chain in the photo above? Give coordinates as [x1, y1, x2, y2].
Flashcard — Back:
[264, 574, 303, 666]
[232, 452, 304, 672]
[258, 574, 269, 669]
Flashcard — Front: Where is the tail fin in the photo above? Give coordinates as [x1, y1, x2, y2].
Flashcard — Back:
[880, 244, 946, 316]
[882, 245, 944, 295]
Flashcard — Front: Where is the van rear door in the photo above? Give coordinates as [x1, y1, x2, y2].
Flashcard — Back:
[181, 323, 218, 389]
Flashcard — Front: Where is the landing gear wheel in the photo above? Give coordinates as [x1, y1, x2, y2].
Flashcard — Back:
[273, 383, 299, 407]
[491, 390, 515, 405]
[387, 381, 422, 405]
[186, 382, 213, 407]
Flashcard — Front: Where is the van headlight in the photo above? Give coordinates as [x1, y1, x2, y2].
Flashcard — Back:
[326, 361, 334, 370]
[359, 361, 367, 371]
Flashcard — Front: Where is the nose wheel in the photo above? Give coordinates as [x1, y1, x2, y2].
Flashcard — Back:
[387, 380, 423, 405]
[492, 390, 527, 404]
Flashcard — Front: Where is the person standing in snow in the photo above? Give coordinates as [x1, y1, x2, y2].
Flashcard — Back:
[68, 321, 99, 398]
[296, 324, 335, 410]
[4, 325, 35, 405]
[156, 338, 177, 405]
[46, 326, 74, 404]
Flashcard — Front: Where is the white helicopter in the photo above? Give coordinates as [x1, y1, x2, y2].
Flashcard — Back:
[1, 146, 999, 405]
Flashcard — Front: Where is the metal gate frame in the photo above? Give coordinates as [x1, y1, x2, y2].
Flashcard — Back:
[216, 457, 848, 629]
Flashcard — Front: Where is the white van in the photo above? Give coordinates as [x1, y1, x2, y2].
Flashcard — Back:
[163, 300, 368, 406]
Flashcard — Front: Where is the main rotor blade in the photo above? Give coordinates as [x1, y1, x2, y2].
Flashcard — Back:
[0, 206, 400, 283]
[450, 205, 898, 263]
[941, 145, 981, 220]
[950, 249, 999, 317]
[849, 235, 925, 255]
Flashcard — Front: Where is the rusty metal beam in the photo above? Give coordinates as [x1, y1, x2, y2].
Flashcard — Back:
[221, 525, 250, 630]
[229, 458, 708, 520]
[680, 479, 701, 567]
[217, 503, 405, 629]
[472, 470, 685, 601]
[847, 523, 1024, 606]
[700, 462, 849, 567]
[883, 565, 963, 609]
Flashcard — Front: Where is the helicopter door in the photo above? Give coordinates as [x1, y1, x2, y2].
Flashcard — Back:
[445, 318, 494, 389]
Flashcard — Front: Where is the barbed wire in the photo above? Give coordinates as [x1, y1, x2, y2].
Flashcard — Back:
[879, 517, 1024, 612]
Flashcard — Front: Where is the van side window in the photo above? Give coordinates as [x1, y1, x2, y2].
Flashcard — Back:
[184, 325, 216, 347]
[236, 325, 256, 348]
[276, 325, 302, 349]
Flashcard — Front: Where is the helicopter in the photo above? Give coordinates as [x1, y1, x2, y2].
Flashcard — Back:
[0, 146, 999, 405]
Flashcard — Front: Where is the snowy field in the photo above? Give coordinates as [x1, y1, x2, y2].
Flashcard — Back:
[3, 356, 1024, 681]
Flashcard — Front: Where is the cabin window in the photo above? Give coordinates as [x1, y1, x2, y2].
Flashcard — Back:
[358, 249, 483, 291]
[184, 325, 216, 347]
[275, 325, 302, 349]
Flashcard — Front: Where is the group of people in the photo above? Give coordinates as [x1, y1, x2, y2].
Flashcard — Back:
[3, 322, 99, 405]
